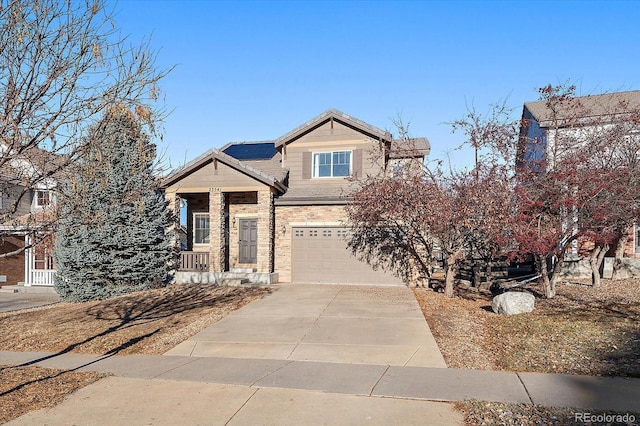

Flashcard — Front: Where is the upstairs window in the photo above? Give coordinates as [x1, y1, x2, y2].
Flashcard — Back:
[35, 190, 51, 207]
[193, 213, 210, 244]
[313, 151, 351, 178]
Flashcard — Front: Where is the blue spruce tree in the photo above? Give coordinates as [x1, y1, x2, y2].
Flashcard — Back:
[54, 107, 174, 302]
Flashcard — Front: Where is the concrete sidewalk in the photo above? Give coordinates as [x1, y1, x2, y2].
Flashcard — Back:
[0, 352, 640, 425]
[5, 375, 461, 426]
[3, 350, 640, 414]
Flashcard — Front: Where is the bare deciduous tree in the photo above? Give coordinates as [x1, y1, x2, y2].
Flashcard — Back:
[0, 0, 170, 257]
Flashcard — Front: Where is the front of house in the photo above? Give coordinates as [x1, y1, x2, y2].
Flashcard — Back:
[163, 109, 430, 285]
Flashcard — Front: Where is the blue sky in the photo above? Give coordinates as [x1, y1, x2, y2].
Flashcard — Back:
[114, 0, 640, 169]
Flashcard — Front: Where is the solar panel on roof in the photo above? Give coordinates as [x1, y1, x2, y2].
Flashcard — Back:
[223, 143, 277, 160]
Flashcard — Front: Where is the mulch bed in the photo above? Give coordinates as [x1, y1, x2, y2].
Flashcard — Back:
[416, 277, 640, 425]
[415, 278, 640, 377]
[456, 400, 640, 426]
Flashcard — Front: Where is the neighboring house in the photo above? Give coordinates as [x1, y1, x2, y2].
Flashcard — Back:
[0, 148, 59, 287]
[163, 109, 430, 284]
[518, 90, 640, 260]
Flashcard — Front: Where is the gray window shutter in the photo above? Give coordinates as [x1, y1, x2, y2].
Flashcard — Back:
[303, 152, 311, 179]
[352, 149, 362, 178]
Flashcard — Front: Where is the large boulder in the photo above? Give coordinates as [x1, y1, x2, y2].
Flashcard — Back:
[492, 291, 535, 316]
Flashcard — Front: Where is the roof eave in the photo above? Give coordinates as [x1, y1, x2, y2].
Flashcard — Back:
[274, 196, 352, 206]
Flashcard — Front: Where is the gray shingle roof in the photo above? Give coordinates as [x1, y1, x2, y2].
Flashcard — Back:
[243, 152, 288, 183]
[274, 184, 360, 205]
[389, 137, 430, 159]
[525, 90, 640, 127]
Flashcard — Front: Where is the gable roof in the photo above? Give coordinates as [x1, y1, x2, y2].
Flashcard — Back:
[162, 147, 287, 192]
[524, 90, 640, 127]
[274, 108, 393, 148]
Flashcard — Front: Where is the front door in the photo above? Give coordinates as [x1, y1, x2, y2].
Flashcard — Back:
[239, 219, 258, 264]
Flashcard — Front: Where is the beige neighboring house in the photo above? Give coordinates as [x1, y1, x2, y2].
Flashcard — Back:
[519, 91, 640, 260]
[0, 148, 59, 287]
[163, 109, 430, 285]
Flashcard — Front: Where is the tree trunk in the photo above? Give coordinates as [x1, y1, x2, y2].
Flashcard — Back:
[589, 244, 609, 288]
[444, 262, 455, 298]
[443, 248, 464, 298]
[612, 235, 627, 280]
[485, 259, 494, 290]
[472, 261, 481, 288]
[536, 254, 556, 298]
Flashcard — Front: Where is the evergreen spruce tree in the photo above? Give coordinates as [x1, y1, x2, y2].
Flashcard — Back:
[54, 107, 174, 302]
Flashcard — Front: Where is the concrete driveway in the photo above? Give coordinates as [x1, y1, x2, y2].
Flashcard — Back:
[0, 292, 60, 313]
[165, 284, 447, 367]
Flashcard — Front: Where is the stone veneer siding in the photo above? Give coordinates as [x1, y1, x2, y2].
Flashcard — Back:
[209, 190, 225, 272]
[257, 190, 275, 273]
[164, 192, 182, 257]
[274, 204, 348, 283]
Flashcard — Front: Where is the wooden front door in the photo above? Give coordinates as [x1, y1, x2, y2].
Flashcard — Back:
[239, 219, 258, 264]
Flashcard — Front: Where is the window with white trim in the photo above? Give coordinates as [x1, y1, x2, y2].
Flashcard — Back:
[35, 190, 51, 207]
[193, 213, 210, 244]
[313, 150, 351, 178]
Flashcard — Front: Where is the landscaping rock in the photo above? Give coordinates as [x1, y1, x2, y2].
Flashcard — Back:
[492, 291, 535, 315]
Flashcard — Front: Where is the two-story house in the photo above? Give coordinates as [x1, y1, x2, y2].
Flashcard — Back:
[163, 109, 430, 285]
[0, 148, 59, 287]
[518, 90, 640, 261]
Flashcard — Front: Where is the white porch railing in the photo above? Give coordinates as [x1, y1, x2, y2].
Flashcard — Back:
[28, 269, 56, 286]
[24, 234, 57, 286]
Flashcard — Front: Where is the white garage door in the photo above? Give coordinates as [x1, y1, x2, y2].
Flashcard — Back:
[292, 227, 403, 285]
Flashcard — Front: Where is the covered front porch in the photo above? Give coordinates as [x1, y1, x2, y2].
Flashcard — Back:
[161, 146, 287, 285]
[171, 188, 278, 285]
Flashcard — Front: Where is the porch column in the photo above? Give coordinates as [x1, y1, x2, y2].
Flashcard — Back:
[209, 189, 226, 272]
[24, 234, 32, 287]
[164, 191, 182, 253]
[257, 189, 274, 273]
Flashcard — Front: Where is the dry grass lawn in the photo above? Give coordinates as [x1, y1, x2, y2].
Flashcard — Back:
[0, 284, 269, 423]
[0, 365, 104, 424]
